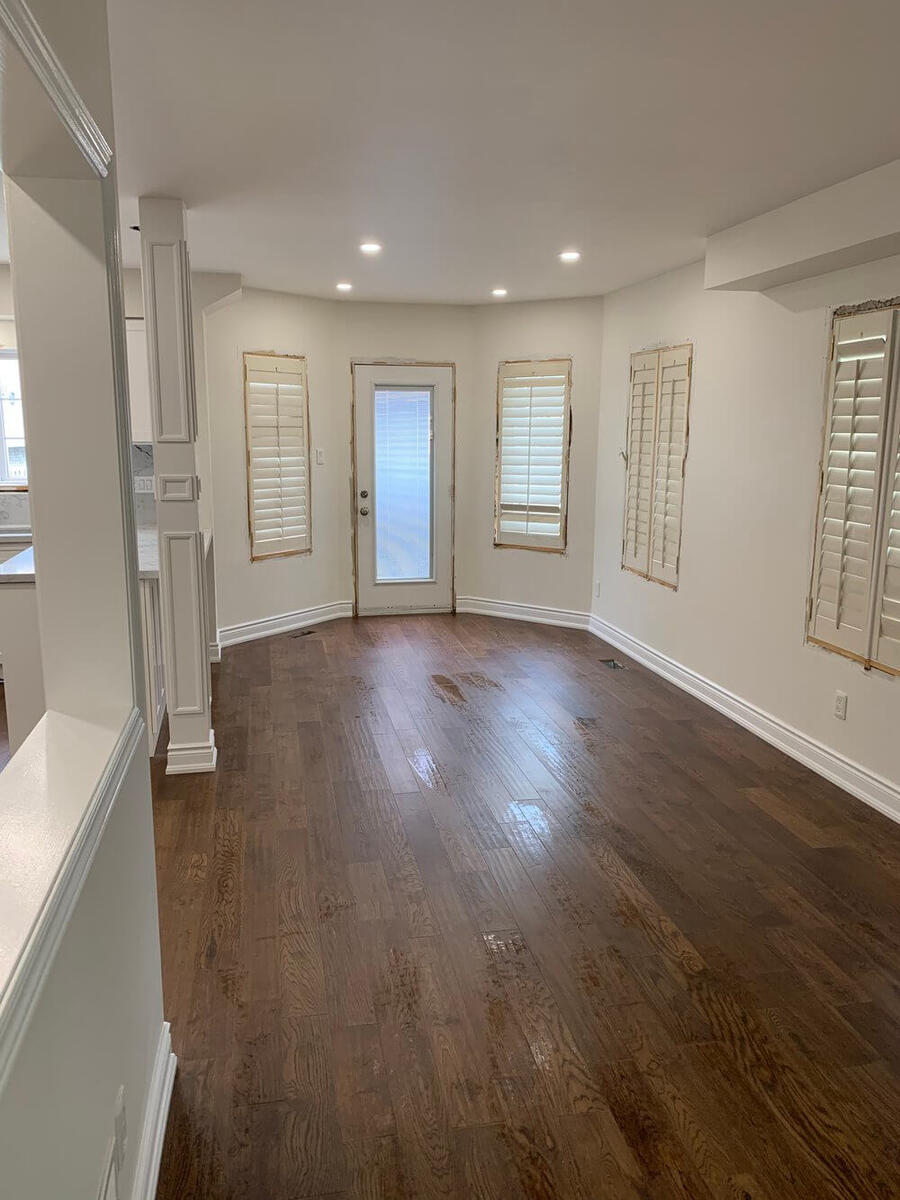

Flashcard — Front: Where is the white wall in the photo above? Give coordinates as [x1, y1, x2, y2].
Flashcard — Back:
[465, 298, 603, 612]
[204, 288, 348, 629]
[0, 749, 165, 1199]
[202, 290, 603, 631]
[593, 256, 900, 791]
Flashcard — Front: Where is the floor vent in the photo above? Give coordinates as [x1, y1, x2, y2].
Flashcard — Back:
[600, 658, 626, 670]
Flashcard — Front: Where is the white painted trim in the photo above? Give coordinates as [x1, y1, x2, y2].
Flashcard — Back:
[218, 600, 354, 647]
[456, 595, 590, 630]
[588, 614, 900, 825]
[157, 474, 196, 503]
[130, 1022, 176, 1200]
[165, 730, 217, 776]
[0, 0, 112, 177]
[158, 531, 207, 716]
[0, 707, 145, 1091]
[143, 241, 195, 444]
[152, 689, 166, 756]
[101, 171, 148, 733]
[208, 641, 221, 664]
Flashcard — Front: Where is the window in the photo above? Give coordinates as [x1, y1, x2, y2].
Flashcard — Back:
[0, 350, 27, 487]
[622, 343, 692, 588]
[243, 351, 311, 560]
[494, 358, 571, 551]
[808, 305, 900, 675]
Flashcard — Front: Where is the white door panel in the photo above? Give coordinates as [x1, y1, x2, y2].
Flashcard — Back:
[353, 363, 454, 614]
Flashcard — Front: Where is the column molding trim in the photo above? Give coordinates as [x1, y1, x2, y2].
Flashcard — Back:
[0, 0, 112, 176]
[142, 240, 197, 443]
[158, 531, 208, 716]
[166, 730, 218, 775]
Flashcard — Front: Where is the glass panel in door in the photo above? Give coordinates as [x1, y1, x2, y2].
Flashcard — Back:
[374, 387, 433, 582]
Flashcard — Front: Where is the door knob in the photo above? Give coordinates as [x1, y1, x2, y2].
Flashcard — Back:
[359, 506, 369, 516]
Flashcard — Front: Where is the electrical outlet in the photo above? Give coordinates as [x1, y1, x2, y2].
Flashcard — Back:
[113, 1086, 127, 1175]
[833, 691, 848, 721]
[315, 448, 325, 465]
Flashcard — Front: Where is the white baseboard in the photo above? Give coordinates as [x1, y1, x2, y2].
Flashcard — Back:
[130, 1022, 176, 1200]
[208, 641, 221, 664]
[456, 595, 591, 630]
[165, 730, 218, 776]
[218, 600, 354, 648]
[588, 614, 900, 825]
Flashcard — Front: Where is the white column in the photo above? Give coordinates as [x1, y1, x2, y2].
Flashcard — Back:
[139, 197, 217, 773]
[5, 174, 141, 729]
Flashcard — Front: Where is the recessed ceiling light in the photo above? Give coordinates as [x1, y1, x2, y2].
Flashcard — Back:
[559, 249, 581, 263]
[359, 242, 382, 255]
[491, 287, 508, 298]
[336, 281, 353, 292]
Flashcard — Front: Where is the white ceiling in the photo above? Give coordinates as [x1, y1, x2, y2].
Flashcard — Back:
[104, 0, 900, 302]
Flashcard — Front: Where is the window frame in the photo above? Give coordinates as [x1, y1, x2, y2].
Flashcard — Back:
[0, 347, 28, 491]
[493, 357, 573, 553]
[243, 349, 313, 563]
[620, 342, 693, 590]
[807, 302, 900, 677]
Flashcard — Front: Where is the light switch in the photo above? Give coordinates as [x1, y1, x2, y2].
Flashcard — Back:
[315, 448, 325, 465]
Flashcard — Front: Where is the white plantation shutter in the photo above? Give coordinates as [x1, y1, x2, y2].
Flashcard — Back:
[650, 346, 691, 586]
[623, 344, 692, 587]
[809, 310, 895, 660]
[623, 350, 658, 575]
[873, 375, 900, 670]
[495, 359, 571, 550]
[244, 352, 311, 560]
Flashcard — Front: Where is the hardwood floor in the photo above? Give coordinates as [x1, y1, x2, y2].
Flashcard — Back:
[152, 614, 900, 1199]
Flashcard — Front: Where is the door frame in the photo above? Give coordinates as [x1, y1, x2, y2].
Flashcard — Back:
[350, 359, 457, 617]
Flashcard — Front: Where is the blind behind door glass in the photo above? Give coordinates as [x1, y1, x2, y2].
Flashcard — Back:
[374, 387, 433, 582]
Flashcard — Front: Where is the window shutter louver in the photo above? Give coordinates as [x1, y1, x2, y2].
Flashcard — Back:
[244, 352, 312, 560]
[623, 351, 658, 575]
[495, 359, 571, 550]
[809, 310, 895, 659]
[622, 344, 692, 587]
[873, 382, 900, 670]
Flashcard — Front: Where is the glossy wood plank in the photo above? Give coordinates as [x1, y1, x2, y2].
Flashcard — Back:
[153, 615, 900, 1199]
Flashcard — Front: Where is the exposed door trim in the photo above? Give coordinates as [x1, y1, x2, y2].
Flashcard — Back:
[350, 359, 456, 618]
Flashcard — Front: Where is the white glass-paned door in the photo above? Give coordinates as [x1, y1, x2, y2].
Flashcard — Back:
[353, 363, 453, 614]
